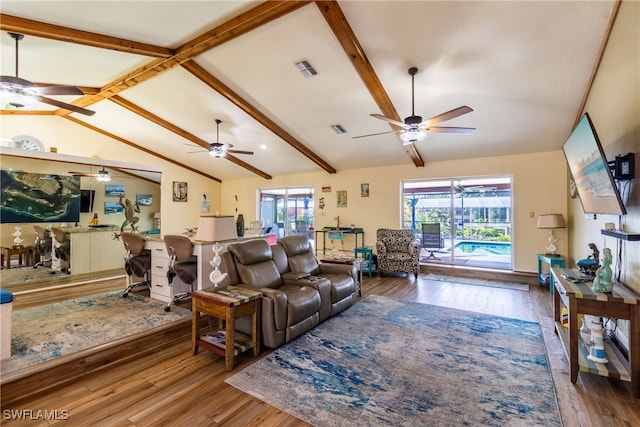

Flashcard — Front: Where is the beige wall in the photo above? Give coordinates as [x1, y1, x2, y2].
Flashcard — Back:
[569, 0, 639, 293]
[222, 150, 567, 273]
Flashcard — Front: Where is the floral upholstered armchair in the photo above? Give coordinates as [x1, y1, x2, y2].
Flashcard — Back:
[376, 229, 420, 278]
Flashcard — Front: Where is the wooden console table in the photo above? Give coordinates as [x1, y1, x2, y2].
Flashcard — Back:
[551, 267, 640, 397]
[190, 286, 261, 371]
[315, 228, 364, 254]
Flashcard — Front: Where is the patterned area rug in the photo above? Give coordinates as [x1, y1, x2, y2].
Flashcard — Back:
[0, 266, 71, 287]
[2, 291, 191, 375]
[226, 295, 560, 426]
[425, 273, 529, 291]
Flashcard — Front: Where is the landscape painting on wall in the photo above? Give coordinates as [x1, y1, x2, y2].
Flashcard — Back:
[104, 201, 124, 215]
[0, 170, 80, 223]
[105, 184, 125, 197]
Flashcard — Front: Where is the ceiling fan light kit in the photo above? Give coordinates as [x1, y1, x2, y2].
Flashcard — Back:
[96, 168, 111, 182]
[0, 84, 38, 109]
[400, 129, 426, 145]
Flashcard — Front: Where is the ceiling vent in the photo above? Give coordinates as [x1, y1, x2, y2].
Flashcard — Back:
[295, 60, 317, 78]
[330, 124, 347, 134]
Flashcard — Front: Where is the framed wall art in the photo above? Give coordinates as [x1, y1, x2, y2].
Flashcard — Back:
[361, 183, 370, 197]
[136, 194, 153, 206]
[337, 190, 347, 208]
[104, 201, 124, 215]
[105, 184, 125, 197]
[173, 181, 188, 202]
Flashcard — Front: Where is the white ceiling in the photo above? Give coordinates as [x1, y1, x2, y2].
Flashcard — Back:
[0, 1, 616, 181]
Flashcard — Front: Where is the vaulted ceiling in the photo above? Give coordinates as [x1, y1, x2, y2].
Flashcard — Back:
[0, 1, 618, 182]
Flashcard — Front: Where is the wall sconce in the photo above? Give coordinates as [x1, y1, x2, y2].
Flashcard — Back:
[537, 214, 566, 255]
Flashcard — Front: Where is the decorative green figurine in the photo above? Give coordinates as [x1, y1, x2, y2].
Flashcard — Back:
[592, 247, 613, 293]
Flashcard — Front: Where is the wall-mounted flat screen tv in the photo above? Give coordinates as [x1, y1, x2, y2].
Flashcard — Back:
[80, 189, 96, 213]
[562, 113, 626, 215]
[0, 170, 81, 223]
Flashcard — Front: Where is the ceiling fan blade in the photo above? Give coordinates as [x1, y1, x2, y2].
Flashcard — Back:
[226, 149, 254, 155]
[370, 114, 407, 129]
[0, 75, 34, 87]
[352, 130, 400, 139]
[68, 171, 95, 177]
[426, 126, 476, 134]
[424, 106, 473, 126]
[35, 95, 96, 116]
[36, 85, 83, 96]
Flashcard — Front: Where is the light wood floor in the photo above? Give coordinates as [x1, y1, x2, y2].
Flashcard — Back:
[2, 272, 639, 426]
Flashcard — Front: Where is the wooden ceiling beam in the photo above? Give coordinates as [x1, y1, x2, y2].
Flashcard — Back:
[315, 0, 425, 168]
[109, 95, 272, 180]
[0, 14, 174, 58]
[182, 60, 337, 175]
[63, 115, 223, 183]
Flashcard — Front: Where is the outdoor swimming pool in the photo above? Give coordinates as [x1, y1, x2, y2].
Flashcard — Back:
[452, 240, 511, 255]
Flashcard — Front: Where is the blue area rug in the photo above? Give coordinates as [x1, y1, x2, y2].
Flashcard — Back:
[2, 291, 191, 375]
[226, 295, 560, 426]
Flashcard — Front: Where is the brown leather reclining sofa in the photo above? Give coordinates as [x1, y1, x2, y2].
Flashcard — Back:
[221, 236, 357, 348]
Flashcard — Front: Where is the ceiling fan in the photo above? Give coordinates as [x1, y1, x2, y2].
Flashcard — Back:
[0, 32, 95, 116]
[353, 67, 474, 145]
[189, 119, 254, 158]
[69, 167, 113, 181]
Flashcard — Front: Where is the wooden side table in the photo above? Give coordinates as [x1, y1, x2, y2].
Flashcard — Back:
[190, 286, 261, 371]
[551, 267, 640, 397]
[537, 253, 565, 293]
[1, 246, 33, 269]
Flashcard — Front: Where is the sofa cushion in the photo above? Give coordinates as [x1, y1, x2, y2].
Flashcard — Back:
[229, 239, 272, 264]
[281, 285, 321, 326]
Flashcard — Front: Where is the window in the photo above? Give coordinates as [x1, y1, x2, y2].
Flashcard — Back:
[258, 187, 314, 241]
[402, 177, 512, 269]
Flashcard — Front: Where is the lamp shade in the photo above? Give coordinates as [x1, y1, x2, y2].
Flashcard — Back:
[537, 214, 566, 229]
[195, 215, 238, 242]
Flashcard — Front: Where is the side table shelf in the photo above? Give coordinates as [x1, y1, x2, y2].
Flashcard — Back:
[551, 267, 640, 397]
[555, 320, 631, 383]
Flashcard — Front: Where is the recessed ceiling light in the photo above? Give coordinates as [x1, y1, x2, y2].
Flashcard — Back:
[260, 144, 267, 150]
[330, 124, 347, 134]
[294, 59, 317, 78]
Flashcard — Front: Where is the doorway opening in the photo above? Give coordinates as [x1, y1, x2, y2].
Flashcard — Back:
[402, 176, 512, 270]
[258, 187, 314, 242]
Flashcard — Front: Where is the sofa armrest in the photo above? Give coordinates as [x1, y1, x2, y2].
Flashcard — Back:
[257, 287, 287, 331]
[282, 271, 311, 281]
[319, 262, 356, 278]
[409, 242, 420, 255]
[376, 241, 386, 255]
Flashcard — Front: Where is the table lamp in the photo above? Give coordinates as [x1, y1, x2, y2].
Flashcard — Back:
[537, 214, 566, 255]
[195, 215, 238, 290]
[153, 212, 161, 230]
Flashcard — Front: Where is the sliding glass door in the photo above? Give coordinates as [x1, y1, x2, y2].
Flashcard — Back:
[402, 177, 512, 269]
